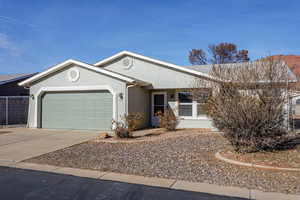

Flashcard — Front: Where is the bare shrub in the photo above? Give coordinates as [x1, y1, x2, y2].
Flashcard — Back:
[193, 57, 296, 152]
[112, 120, 130, 138]
[156, 109, 179, 131]
[123, 112, 145, 132]
[112, 112, 145, 138]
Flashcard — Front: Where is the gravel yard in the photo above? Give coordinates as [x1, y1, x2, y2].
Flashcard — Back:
[27, 131, 300, 194]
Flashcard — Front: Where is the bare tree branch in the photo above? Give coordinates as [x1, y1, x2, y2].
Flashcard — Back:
[189, 42, 250, 65]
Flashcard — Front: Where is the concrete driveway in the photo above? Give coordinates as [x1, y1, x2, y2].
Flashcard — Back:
[0, 128, 99, 162]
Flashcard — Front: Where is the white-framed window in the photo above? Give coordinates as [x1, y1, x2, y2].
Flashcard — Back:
[177, 91, 209, 119]
[178, 92, 193, 117]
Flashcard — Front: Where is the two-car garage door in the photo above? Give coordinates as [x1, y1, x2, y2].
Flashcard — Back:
[41, 91, 112, 130]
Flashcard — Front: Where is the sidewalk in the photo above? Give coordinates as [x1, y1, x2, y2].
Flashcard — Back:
[0, 160, 299, 200]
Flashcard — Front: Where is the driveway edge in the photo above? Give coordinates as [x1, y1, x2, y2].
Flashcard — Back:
[0, 161, 299, 200]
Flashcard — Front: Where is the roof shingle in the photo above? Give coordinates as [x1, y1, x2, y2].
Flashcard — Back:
[0, 73, 36, 85]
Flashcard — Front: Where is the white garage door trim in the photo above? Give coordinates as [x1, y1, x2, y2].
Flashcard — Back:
[34, 85, 117, 128]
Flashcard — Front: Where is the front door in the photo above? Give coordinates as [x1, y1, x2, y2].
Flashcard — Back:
[151, 92, 167, 126]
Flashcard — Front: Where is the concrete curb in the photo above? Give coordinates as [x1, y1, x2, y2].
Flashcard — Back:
[0, 160, 299, 200]
[215, 151, 300, 172]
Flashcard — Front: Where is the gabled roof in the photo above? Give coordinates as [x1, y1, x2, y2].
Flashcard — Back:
[94, 50, 216, 80]
[103, 68, 151, 86]
[183, 65, 212, 74]
[0, 73, 36, 86]
[18, 59, 137, 87]
[184, 61, 298, 82]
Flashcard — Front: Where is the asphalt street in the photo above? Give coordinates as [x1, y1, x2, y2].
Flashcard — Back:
[0, 166, 248, 200]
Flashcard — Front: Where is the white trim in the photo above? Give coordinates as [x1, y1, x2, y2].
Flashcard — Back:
[179, 116, 209, 120]
[151, 91, 167, 126]
[291, 96, 300, 115]
[192, 101, 198, 118]
[19, 59, 135, 87]
[33, 85, 117, 128]
[94, 50, 216, 80]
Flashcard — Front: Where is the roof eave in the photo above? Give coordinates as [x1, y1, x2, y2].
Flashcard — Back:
[0, 73, 36, 86]
[94, 50, 217, 81]
[19, 59, 135, 87]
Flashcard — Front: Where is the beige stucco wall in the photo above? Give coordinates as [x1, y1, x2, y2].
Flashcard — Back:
[127, 86, 150, 128]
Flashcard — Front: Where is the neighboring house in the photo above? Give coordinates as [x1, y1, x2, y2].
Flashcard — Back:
[276, 55, 300, 116]
[18, 51, 296, 131]
[0, 73, 37, 125]
[0, 73, 36, 96]
[265, 55, 300, 116]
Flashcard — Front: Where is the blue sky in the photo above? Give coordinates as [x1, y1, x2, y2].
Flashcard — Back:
[0, 0, 299, 74]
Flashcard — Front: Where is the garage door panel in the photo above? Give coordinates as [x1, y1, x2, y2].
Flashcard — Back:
[41, 91, 112, 130]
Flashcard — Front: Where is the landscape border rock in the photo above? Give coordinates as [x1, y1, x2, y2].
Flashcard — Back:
[215, 151, 300, 172]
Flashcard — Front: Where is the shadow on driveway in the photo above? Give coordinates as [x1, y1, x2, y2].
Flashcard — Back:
[0, 166, 248, 200]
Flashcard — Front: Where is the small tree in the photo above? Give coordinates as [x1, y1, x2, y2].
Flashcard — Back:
[193, 57, 295, 153]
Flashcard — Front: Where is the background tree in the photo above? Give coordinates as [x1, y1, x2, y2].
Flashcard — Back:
[189, 42, 250, 65]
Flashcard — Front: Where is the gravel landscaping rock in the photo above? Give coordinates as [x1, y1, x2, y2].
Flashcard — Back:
[27, 132, 300, 194]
